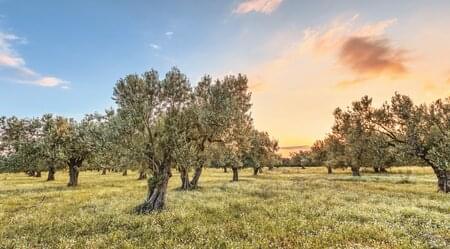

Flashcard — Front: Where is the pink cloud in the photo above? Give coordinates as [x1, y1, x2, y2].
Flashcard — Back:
[234, 0, 283, 14]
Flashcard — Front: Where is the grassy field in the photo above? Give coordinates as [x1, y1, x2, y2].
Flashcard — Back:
[0, 167, 449, 249]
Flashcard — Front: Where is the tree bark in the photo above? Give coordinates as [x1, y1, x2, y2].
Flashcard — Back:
[190, 166, 203, 188]
[232, 167, 239, 182]
[380, 167, 388, 173]
[101, 168, 107, 175]
[27, 170, 35, 177]
[135, 166, 171, 213]
[327, 165, 333, 174]
[253, 167, 259, 176]
[180, 168, 191, 190]
[67, 161, 81, 187]
[373, 167, 380, 173]
[122, 169, 128, 176]
[435, 168, 449, 193]
[223, 166, 227, 173]
[351, 167, 360, 176]
[419, 156, 449, 193]
[137, 171, 147, 180]
[47, 165, 55, 181]
[35, 170, 41, 177]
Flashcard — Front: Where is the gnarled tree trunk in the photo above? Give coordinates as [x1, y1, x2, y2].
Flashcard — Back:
[122, 169, 128, 176]
[232, 167, 239, 182]
[327, 165, 332, 174]
[47, 165, 55, 181]
[253, 167, 259, 176]
[180, 168, 191, 190]
[135, 165, 171, 213]
[35, 170, 42, 177]
[223, 166, 227, 173]
[101, 168, 107, 175]
[190, 166, 203, 189]
[67, 162, 81, 187]
[434, 168, 449, 193]
[351, 166, 360, 176]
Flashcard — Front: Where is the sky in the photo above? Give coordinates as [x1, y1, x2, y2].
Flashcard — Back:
[1, 0, 450, 156]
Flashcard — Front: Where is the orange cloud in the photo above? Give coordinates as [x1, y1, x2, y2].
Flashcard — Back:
[234, 0, 283, 14]
[300, 15, 397, 56]
[339, 36, 408, 77]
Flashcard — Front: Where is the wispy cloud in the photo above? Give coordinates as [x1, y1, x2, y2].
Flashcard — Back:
[0, 32, 69, 88]
[149, 43, 161, 50]
[165, 31, 174, 38]
[233, 0, 283, 14]
[33, 76, 69, 87]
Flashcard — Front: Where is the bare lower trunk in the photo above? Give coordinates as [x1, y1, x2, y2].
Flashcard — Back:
[190, 166, 203, 188]
[380, 167, 388, 173]
[180, 168, 191, 190]
[373, 167, 380, 173]
[101, 168, 107, 175]
[47, 165, 55, 181]
[435, 168, 449, 193]
[35, 170, 41, 177]
[137, 171, 147, 180]
[27, 170, 35, 177]
[67, 162, 80, 187]
[327, 165, 332, 174]
[268, 165, 274, 171]
[122, 169, 127, 176]
[351, 167, 360, 177]
[223, 166, 227, 173]
[135, 166, 171, 213]
[232, 167, 239, 182]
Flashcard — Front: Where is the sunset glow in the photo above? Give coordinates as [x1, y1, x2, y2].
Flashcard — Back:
[1, 1, 449, 154]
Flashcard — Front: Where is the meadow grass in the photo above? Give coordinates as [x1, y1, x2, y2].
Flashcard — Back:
[0, 167, 449, 249]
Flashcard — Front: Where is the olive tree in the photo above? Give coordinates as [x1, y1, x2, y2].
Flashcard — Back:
[0, 116, 46, 176]
[183, 74, 253, 189]
[370, 94, 450, 192]
[332, 96, 374, 176]
[113, 68, 191, 213]
[243, 129, 279, 176]
[51, 116, 101, 186]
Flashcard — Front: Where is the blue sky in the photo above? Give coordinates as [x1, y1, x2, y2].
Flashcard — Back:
[1, 0, 450, 149]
